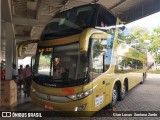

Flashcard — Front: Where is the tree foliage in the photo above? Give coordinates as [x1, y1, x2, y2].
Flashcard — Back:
[149, 27, 160, 53]
[93, 40, 103, 58]
[123, 26, 160, 64]
[39, 55, 51, 69]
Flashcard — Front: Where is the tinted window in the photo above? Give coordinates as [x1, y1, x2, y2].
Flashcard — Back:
[35, 48, 53, 76]
[41, 5, 95, 40]
[90, 35, 114, 79]
[96, 7, 116, 27]
[34, 44, 89, 88]
[115, 56, 143, 73]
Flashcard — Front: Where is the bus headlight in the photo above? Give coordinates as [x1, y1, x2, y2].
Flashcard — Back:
[67, 88, 93, 100]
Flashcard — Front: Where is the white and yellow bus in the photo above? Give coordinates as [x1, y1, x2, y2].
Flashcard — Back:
[18, 4, 147, 115]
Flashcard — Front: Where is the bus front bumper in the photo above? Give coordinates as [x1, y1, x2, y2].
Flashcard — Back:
[31, 92, 93, 112]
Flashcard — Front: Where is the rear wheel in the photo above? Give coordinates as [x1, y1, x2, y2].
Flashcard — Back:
[110, 84, 118, 108]
[119, 82, 126, 100]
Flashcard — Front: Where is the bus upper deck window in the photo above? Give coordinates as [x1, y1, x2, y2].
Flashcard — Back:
[96, 7, 116, 27]
[76, 7, 93, 27]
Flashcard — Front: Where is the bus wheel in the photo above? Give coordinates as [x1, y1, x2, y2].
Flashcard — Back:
[110, 84, 118, 108]
[119, 82, 126, 100]
[140, 75, 145, 84]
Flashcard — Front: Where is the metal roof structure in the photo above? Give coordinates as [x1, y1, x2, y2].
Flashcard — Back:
[1, 0, 160, 59]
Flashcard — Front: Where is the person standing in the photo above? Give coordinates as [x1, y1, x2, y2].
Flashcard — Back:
[23, 65, 32, 97]
[1, 63, 5, 80]
[18, 65, 23, 92]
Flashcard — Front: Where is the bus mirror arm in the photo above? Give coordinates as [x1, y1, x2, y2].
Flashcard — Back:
[80, 28, 106, 52]
[17, 40, 39, 57]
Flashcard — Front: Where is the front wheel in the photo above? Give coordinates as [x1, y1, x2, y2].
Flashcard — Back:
[110, 84, 118, 108]
[140, 74, 145, 84]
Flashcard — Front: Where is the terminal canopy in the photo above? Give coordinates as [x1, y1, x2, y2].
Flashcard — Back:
[1, 0, 160, 59]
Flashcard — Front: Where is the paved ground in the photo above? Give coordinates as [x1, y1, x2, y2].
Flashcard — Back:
[1, 74, 160, 120]
[114, 74, 160, 111]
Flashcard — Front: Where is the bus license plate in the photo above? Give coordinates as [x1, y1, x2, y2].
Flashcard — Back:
[44, 105, 54, 110]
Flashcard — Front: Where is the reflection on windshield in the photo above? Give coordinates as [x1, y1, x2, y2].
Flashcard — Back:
[52, 57, 69, 79]
[91, 34, 114, 79]
[51, 43, 88, 80]
[38, 51, 52, 76]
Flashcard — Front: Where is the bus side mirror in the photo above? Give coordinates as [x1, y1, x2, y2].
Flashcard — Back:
[120, 26, 125, 31]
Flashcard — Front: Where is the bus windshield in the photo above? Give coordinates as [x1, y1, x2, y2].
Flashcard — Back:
[51, 43, 88, 80]
[37, 48, 53, 76]
[41, 5, 95, 40]
[34, 43, 89, 87]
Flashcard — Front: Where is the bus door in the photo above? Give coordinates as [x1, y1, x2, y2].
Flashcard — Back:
[90, 34, 109, 110]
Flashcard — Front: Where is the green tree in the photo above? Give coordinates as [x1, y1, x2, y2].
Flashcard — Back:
[149, 27, 160, 52]
[128, 27, 150, 51]
[93, 40, 103, 58]
[149, 27, 160, 64]
[123, 26, 160, 65]
[39, 55, 51, 69]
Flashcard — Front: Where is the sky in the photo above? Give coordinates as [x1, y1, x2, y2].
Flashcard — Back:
[126, 11, 160, 31]
[18, 57, 31, 68]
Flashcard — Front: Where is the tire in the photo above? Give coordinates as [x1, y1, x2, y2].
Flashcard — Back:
[110, 84, 118, 108]
[119, 82, 126, 100]
[140, 74, 145, 84]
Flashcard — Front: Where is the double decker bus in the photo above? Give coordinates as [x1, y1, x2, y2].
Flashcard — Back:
[19, 4, 147, 114]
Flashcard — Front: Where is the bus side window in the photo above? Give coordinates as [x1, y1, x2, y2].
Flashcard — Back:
[76, 7, 93, 27]
[91, 39, 107, 79]
[115, 56, 144, 73]
[91, 37, 113, 79]
[96, 7, 116, 27]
